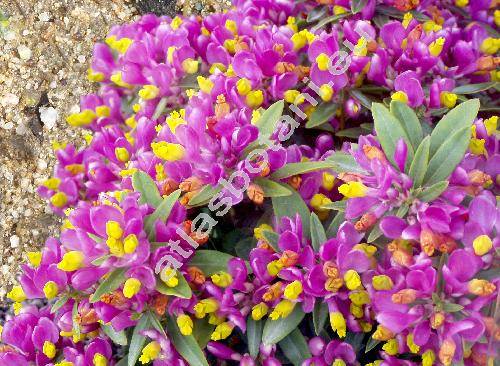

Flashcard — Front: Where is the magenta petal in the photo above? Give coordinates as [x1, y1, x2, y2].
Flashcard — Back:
[376, 311, 419, 333]
[380, 216, 407, 239]
[413, 321, 431, 346]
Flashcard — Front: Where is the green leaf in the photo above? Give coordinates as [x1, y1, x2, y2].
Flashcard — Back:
[390, 101, 423, 153]
[166, 315, 209, 366]
[192, 318, 215, 348]
[335, 127, 364, 138]
[128, 314, 152, 366]
[262, 306, 305, 345]
[349, 89, 375, 110]
[452, 82, 498, 95]
[155, 273, 193, 299]
[272, 186, 310, 239]
[132, 171, 162, 207]
[256, 100, 285, 136]
[345, 332, 365, 353]
[321, 200, 347, 212]
[442, 302, 464, 313]
[313, 301, 329, 335]
[429, 99, 479, 156]
[147, 311, 167, 337]
[311, 13, 350, 32]
[307, 5, 328, 22]
[372, 102, 414, 169]
[365, 337, 381, 353]
[254, 178, 292, 197]
[91, 254, 112, 266]
[51, 293, 70, 313]
[116, 357, 128, 366]
[424, 125, 471, 185]
[72, 301, 81, 338]
[408, 135, 430, 188]
[310, 213, 327, 252]
[247, 318, 264, 358]
[152, 97, 168, 120]
[367, 223, 383, 243]
[145, 189, 182, 241]
[235, 237, 257, 260]
[279, 329, 312, 366]
[262, 230, 280, 252]
[188, 185, 222, 207]
[376, 5, 430, 21]
[306, 102, 338, 128]
[101, 323, 128, 346]
[326, 211, 345, 237]
[351, 0, 368, 14]
[271, 161, 336, 179]
[325, 152, 366, 174]
[416, 181, 449, 202]
[189, 250, 236, 275]
[90, 267, 127, 303]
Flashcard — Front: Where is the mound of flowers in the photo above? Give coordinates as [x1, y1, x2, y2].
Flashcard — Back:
[1, 0, 499, 365]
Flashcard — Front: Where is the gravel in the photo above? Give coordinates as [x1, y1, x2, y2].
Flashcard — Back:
[0, 0, 231, 301]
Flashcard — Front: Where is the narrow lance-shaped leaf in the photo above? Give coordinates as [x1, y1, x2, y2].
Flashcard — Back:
[132, 171, 162, 207]
[254, 178, 292, 197]
[279, 329, 312, 366]
[452, 82, 498, 95]
[351, 0, 368, 14]
[408, 135, 430, 188]
[247, 318, 264, 358]
[145, 189, 182, 241]
[101, 323, 128, 346]
[271, 161, 337, 179]
[310, 213, 327, 252]
[166, 315, 210, 366]
[90, 267, 127, 303]
[313, 301, 329, 335]
[262, 306, 305, 345]
[155, 272, 193, 299]
[424, 126, 471, 185]
[272, 186, 311, 239]
[390, 100, 423, 152]
[262, 230, 280, 252]
[189, 250, 237, 276]
[306, 102, 338, 128]
[128, 314, 152, 366]
[325, 152, 366, 174]
[429, 99, 479, 156]
[416, 181, 449, 202]
[188, 184, 222, 207]
[256, 100, 284, 136]
[372, 102, 414, 169]
[326, 211, 345, 238]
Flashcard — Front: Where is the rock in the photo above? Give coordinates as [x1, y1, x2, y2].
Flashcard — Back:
[39, 106, 58, 129]
[132, 0, 178, 16]
[17, 44, 32, 60]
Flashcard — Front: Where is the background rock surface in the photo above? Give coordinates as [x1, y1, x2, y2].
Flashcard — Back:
[0, 0, 229, 299]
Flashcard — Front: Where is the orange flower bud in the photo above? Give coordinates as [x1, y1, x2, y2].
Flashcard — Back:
[323, 261, 340, 278]
[279, 250, 299, 267]
[288, 175, 302, 190]
[431, 312, 445, 329]
[391, 289, 418, 304]
[152, 294, 168, 316]
[247, 183, 265, 205]
[355, 212, 377, 231]
[439, 339, 456, 366]
[179, 177, 203, 192]
[187, 266, 206, 286]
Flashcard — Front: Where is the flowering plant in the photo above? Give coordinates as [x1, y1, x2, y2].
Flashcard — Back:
[2, 0, 499, 365]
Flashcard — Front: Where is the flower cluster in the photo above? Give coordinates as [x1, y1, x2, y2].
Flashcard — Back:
[2, 0, 499, 365]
